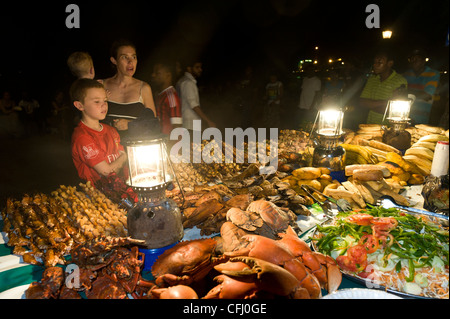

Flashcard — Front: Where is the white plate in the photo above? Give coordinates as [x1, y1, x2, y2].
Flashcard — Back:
[322, 288, 402, 299]
[0, 284, 29, 299]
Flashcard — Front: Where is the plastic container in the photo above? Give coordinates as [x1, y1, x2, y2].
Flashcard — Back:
[431, 141, 449, 177]
[139, 242, 178, 272]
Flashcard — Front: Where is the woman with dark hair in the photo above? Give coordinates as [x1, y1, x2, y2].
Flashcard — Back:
[101, 39, 157, 136]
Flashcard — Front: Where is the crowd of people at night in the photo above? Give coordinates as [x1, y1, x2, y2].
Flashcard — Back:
[1, 42, 448, 142]
[1, 40, 449, 184]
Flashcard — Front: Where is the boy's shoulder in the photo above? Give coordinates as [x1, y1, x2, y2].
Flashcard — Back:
[72, 122, 118, 142]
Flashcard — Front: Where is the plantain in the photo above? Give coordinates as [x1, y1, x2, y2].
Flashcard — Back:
[345, 151, 368, 165]
[340, 144, 377, 164]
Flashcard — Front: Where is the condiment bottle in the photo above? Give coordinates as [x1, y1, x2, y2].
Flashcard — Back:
[430, 141, 449, 177]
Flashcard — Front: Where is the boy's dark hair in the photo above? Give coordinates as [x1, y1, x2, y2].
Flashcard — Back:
[70, 78, 104, 103]
[374, 48, 395, 62]
[110, 38, 136, 59]
[155, 61, 175, 78]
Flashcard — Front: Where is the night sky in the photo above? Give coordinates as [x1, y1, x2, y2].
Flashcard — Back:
[0, 0, 448, 103]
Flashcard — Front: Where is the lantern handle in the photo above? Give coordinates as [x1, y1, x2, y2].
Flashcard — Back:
[163, 142, 186, 208]
[382, 100, 390, 124]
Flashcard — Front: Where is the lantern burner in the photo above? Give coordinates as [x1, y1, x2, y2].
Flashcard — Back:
[126, 185, 183, 249]
[381, 98, 413, 153]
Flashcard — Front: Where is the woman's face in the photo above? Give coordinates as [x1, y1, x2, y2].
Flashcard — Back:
[112, 45, 137, 77]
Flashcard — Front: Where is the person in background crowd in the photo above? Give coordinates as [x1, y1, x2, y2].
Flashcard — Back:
[298, 64, 321, 123]
[322, 69, 345, 107]
[236, 65, 258, 128]
[403, 49, 440, 124]
[152, 62, 182, 136]
[67, 51, 96, 80]
[359, 50, 408, 124]
[264, 73, 283, 128]
[102, 39, 157, 137]
[0, 91, 23, 138]
[0, 90, 16, 115]
[70, 78, 128, 185]
[176, 58, 216, 134]
[439, 94, 449, 130]
[48, 91, 71, 139]
[18, 91, 40, 137]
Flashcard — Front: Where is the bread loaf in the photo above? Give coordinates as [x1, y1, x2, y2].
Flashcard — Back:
[292, 167, 322, 180]
[345, 164, 390, 177]
[418, 134, 448, 143]
[353, 168, 384, 181]
[414, 124, 444, 134]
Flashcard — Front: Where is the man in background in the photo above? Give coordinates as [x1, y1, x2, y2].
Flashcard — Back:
[359, 50, 408, 124]
[176, 59, 216, 133]
[297, 64, 321, 124]
[403, 49, 440, 124]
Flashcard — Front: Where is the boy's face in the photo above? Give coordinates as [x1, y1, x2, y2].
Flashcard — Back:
[152, 64, 171, 86]
[75, 87, 108, 121]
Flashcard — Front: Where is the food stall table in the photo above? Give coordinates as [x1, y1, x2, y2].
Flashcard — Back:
[0, 185, 435, 299]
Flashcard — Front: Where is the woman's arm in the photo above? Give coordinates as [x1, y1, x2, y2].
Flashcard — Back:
[141, 82, 157, 116]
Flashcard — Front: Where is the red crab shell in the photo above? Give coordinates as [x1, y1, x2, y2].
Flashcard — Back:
[151, 238, 225, 287]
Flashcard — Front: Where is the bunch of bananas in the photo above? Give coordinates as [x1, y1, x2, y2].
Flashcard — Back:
[340, 143, 378, 165]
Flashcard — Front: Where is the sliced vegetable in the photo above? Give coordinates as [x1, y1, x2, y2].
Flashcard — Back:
[359, 234, 379, 254]
[313, 205, 449, 298]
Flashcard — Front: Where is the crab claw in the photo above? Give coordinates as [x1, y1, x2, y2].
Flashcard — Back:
[150, 285, 198, 299]
[277, 231, 342, 293]
[311, 253, 342, 293]
[214, 257, 300, 297]
[203, 274, 259, 299]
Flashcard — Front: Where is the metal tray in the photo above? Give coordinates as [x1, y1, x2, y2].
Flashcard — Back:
[310, 208, 449, 299]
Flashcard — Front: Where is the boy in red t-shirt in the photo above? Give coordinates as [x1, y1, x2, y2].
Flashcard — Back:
[70, 78, 128, 184]
[152, 62, 182, 135]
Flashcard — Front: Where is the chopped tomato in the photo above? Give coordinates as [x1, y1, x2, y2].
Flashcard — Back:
[371, 217, 398, 231]
[336, 255, 358, 272]
[358, 234, 379, 254]
[336, 245, 368, 273]
[375, 233, 394, 247]
[358, 268, 375, 278]
[347, 245, 368, 262]
[346, 213, 374, 226]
